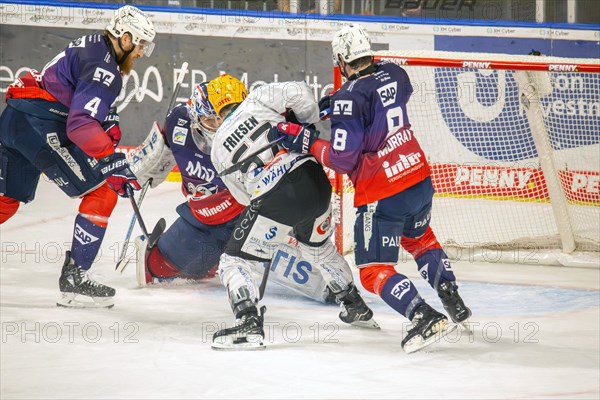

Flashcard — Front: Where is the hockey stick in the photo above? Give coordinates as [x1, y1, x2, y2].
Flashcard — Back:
[115, 178, 152, 271]
[218, 136, 285, 177]
[115, 62, 189, 271]
[125, 184, 149, 237]
[258, 261, 271, 301]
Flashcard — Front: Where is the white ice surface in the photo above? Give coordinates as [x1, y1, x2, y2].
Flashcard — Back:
[1, 179, 599, 399]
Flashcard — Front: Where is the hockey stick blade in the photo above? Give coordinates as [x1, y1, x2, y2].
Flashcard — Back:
[116, 218, 165, 275]
[115, 179, 152, 271]
[147, 218, 166, 249]
[219, 136, 285, 177]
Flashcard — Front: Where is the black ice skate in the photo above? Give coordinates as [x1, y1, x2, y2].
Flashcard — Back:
[336, 283, 380, 329]
[57, 251, 116, 308]
[438, 281, 472, 326]
[212, 306, 266, 351]
[401, 303, 457, 354]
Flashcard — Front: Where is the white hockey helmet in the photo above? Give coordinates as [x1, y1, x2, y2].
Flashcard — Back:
[331, 23, 373, 66]
[106, 5, 156, 57]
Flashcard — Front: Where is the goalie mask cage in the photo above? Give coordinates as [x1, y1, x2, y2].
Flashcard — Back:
[330, 50, 600, 259]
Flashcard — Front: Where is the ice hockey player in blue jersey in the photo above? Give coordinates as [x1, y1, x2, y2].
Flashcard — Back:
[0, 6, 156, 308]
[285, 24, 472, 353]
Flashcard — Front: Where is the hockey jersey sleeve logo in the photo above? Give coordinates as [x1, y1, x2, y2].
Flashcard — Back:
[172, 126, 188, 145]
[93, 67, 116, 87]
[333, 100, 353, 116]
[377, 82, 397, 107]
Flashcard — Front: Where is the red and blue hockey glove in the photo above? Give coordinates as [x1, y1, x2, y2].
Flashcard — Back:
[96, 153, 141, 197]
[102, 107, 121, 147]
[271, 122, 320, 155]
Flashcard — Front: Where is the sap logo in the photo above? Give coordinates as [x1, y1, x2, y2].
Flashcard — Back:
[391, 278, 412, 301]
[382, 235, 400, 247]
[271, 250, 312, 285]
[93, 67, 115, 87]
[172, 126, 188, 145]
[462, 61, 491, 69]
[265, 226, 278, 240]
[548, 64, 578, 72]
[177, 118, 187, 126]
[74, 223, 99, 245]
[442, 259, 453, 271]
[68, 37, 86, 48]
[377, 82, 397, 107]
[414, 212, 431, 229]
[419, 263, 429, 280]
[333, 100, 353, 116]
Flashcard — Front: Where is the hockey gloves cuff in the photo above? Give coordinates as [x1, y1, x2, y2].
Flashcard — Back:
[271, 122, 320, 155]
[102, 107, 121, 147]
[318, 94, 331, 120]
[96, 153, 141, 197]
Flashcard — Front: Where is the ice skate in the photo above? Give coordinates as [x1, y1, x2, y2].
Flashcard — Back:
[438, 281, 472, 331]
[401, 303, 457, 354]
[212, 306, 266, 351]
[336, 283, 380, 329]
[57, 251, 115, 308]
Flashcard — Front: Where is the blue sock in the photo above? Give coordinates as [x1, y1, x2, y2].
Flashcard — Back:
[416, 248, 457, 290]
[379, 273, 424, 319]
[71, 214, 106, 270]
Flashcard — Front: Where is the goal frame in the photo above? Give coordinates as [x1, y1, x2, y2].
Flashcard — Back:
[331, 51, 600, 256]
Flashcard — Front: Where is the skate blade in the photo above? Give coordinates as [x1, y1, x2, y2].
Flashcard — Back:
[457, 320, 472, 335]
[56, 293, 115, 309]
[402, 320, 458, 354]
[349, 318, 381, 330]
[211, 334, 266, 351]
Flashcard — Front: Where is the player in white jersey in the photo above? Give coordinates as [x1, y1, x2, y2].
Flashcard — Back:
[210, 79, 378, 350]
[128, 74, 337, 304]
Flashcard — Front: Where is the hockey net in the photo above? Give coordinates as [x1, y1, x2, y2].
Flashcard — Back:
[330, 50, 600, 259]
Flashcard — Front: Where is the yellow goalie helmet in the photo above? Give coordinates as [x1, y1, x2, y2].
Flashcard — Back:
[205, 74, 247, 116]
[187, 74, 247, 153]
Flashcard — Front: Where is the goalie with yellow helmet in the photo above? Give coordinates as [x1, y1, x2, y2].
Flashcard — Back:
[130, 74, 335, 306]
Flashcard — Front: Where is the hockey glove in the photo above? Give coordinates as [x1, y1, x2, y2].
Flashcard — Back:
[96, 152, 141, 197]
[318, 94, 331, 120]
[272, 122, 319, 155]
[102, 107, 121, 147]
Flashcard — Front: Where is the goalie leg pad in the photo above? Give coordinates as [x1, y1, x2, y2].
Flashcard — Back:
[296, 240, 353, 293]
[267, 241, 337, 304]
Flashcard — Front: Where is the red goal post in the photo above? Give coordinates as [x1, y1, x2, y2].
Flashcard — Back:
[329, 50, 600, 258]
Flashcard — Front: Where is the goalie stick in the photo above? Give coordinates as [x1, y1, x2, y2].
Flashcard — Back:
[115, 62, 189, 272]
